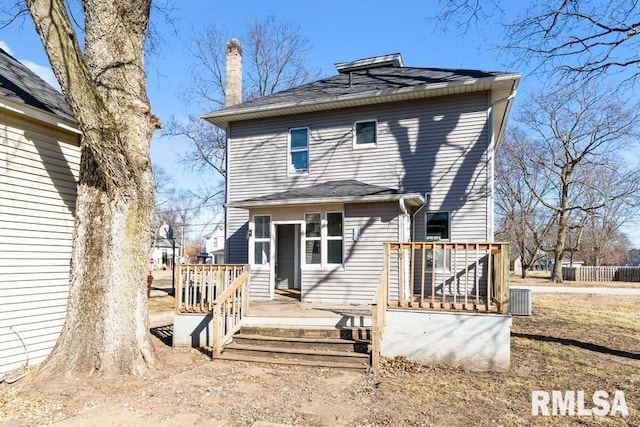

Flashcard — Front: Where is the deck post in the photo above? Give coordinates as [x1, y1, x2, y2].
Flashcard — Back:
[501, 244, 510, 315]
[212, 303, 222, 357]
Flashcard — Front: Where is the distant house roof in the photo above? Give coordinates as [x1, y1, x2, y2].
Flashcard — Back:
[154, 237, 181, 249]
[227, 179, 425, 209]
[0, 48, 76, 124]
[202, 55, 520, 137]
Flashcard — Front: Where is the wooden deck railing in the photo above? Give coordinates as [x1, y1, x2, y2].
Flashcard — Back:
[212, 266, 251, 356]
[176, 264, 245, 313]
[385, 242, 510, 314]
[371, 244, 390, 372]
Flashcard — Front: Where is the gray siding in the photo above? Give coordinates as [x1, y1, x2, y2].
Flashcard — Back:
[249, 267, 270, 300]
[302, 202, 399, 303]
[0, 113, 80, 375]
[226, 92, 491, 266]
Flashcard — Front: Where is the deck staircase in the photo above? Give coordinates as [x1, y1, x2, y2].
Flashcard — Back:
[214, 301, 373, 371]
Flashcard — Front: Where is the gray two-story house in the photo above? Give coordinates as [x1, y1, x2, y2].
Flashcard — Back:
[203, 51, 519, 306]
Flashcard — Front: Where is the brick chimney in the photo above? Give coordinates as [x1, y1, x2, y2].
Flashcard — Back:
[225, 39, 242, 107]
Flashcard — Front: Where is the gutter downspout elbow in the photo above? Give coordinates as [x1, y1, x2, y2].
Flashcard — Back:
[399, 197, 408, 215]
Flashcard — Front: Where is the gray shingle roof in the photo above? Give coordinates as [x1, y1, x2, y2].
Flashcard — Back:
[0, 48, 74, 122]
[202, 62, 520, 129]
[222, 66, 507, 113]
[227, 179, 425, 208]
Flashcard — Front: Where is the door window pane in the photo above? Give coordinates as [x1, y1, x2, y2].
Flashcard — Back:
[255, 216, 270, 239]
[254, 241, 270, 264]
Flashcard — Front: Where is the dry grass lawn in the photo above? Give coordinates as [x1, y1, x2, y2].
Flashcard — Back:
[1, 292, 638, 426]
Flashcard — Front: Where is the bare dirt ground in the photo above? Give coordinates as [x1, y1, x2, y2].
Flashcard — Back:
[1, 286, 638, 426]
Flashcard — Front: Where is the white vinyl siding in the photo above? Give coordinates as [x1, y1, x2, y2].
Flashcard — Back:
[0, 112, 80, 376]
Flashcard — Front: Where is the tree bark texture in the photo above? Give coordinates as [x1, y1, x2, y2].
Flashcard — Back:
[26, 0, 158, 374]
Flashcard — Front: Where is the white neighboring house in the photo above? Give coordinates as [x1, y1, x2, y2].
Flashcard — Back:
[203, 223, 225, 264]
[0, 48, 81, 376]
[150, 224, 181, 270]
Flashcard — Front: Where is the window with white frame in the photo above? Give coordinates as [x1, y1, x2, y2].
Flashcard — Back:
[304, 213, 321, 264]
[425, 211, 450, 269]
[425, 211, 450, 241]
[289, 127, 309, 174]
[354, 120, 377, 147]
[253, 215, 271, 264]
[327, 212, 343, 264]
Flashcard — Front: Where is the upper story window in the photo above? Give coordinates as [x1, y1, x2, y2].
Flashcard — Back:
[425, 211, 450, 241]
[289, 127, 309, 174]
[254, 215, 271, 264]
[354, 120, 377, 148]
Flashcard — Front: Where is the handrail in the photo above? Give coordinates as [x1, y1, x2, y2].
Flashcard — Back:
[371, 243, 390, 372]
[175, 264, 245, 313]
[384, 242, 510, 313]
[212, 266, 251, 356]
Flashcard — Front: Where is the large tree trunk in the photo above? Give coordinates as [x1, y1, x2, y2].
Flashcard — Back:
[551, 198, 569, 283]
[27, 0, 158, 375]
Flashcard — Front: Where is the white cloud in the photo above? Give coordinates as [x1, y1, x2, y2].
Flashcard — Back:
[19, 59, 61, 92]
[0, 40, 61, 92]
[0, 40, 13, 55]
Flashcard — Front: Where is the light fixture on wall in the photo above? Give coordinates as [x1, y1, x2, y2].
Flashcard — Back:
[246, 229, 252, 239]
[353, 226, 361, 241]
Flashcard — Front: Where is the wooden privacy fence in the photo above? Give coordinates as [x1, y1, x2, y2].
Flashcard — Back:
[384, 242, 510, 314]
[176, 264, 245, 313]
[563, 266, 640, 282]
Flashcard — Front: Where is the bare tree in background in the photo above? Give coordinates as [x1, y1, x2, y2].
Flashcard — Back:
[569, 167, 639, 266]
[435, 0, 640, 85]
[10, 0, 160, 375]
[495, 128, 555, 278]
[164, 15, 321, 203]
[511, 84, 639, 282]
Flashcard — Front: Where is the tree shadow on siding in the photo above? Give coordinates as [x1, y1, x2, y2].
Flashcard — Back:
[25, 129, 79, 216]
[387, 95, 489, 238]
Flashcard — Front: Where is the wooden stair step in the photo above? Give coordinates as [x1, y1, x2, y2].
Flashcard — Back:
[214, 352, 369, 371]
[239, 325, 372, 340]
[233, 334, 367, 352]
[223, 343, 370, 363]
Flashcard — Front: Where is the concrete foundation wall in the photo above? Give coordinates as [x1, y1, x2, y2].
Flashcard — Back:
[381, 310, 511, 371]
[173, 314, 211, 348]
